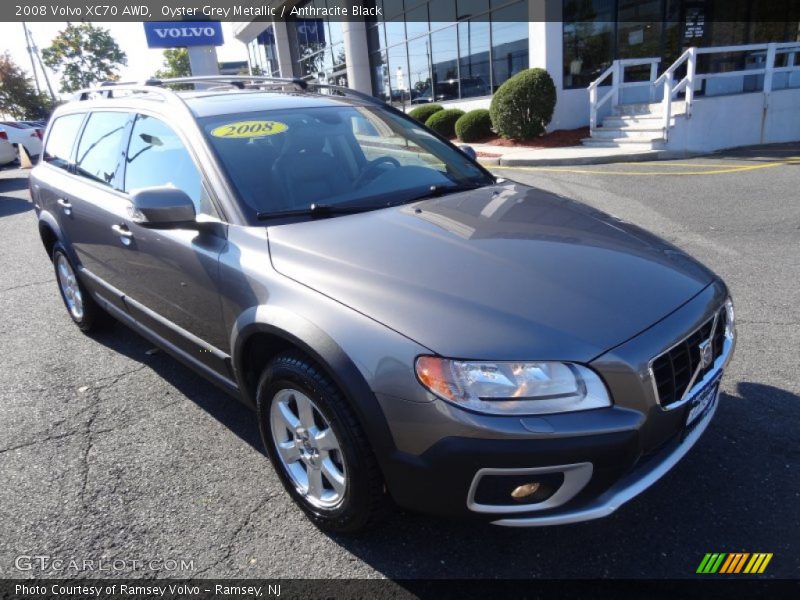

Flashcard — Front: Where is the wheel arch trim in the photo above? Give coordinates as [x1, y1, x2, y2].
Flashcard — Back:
[230, 305, 397, 466]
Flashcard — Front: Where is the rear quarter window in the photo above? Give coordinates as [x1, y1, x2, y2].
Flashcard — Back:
[43, 113, 85, 170]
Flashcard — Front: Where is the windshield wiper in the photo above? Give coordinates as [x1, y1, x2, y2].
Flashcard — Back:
[405, 182, 485, 203]
[256, 203, 370, 221]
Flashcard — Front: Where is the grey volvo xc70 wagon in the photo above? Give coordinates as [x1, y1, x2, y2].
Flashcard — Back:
[30, 77, 735, 532]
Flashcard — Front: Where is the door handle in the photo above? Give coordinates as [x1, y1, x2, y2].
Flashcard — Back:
[111, 223, 134, 245]
[56, 198, 72, 214]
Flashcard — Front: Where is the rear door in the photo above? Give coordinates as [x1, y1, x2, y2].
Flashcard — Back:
[42, 110, 133, 312]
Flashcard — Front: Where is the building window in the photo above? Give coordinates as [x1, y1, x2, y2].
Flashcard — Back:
[250, 27, 280, 76]
[367, 0, 530, 103]
[459, 19, 491, 97]
[289, 0, 348, 86]
[563, 0, 615, 89]
[563, 0, 800, 90]
[490, 3, 529, 91]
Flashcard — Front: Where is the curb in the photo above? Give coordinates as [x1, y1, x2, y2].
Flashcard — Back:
[478, 149, 698, 167]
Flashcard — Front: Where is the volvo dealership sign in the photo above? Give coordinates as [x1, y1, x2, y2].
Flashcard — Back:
[144, 21, 224, 48]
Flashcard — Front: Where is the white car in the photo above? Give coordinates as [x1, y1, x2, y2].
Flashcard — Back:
[0, 128, 18, 166]
[0, 122, 43, 158]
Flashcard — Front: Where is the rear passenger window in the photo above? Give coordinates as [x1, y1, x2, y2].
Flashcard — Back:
[43, 113, 85, 169]
[75, 112, 130, 187]
[124, 115, 216, 216]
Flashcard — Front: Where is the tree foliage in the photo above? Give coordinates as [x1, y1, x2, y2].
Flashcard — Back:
[425, 109, 465, 138]
[455, 109, 493, 142]
[42, 23, 127, 92]
[408, 103, 444, 123]
[490, 69, 557, 140]
[154, 48, 191, 80]
[0, 53, 53, 119]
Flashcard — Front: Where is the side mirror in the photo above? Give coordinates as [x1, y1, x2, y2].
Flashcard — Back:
[459, 145, 477, 161]
[129, 187, 196, 228]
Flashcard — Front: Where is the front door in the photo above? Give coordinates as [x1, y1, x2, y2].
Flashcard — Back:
[114, 113, 230, 377]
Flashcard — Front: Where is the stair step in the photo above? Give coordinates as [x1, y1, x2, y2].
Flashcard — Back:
[601, 116, 670, 129]
[591, 127, 664, 139]
[614, 101, 686, 116]
[581, 138, 665, 150]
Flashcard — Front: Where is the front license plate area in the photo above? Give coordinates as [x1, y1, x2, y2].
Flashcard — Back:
[684, 373, 722, 435]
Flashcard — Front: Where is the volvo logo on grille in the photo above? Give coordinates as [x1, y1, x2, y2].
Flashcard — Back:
[698, 339, 714, 369]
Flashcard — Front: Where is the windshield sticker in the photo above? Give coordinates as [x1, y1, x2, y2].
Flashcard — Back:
[210, 121, 288, 139]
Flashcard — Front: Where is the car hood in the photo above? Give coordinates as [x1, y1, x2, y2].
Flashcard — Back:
[268, 183, 715, 361]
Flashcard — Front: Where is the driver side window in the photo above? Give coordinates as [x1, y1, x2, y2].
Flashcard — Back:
[124, 115, 218, 217]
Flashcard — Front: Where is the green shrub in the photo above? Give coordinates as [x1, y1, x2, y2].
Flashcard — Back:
[425, 108, 465, 138]
[455, 109, 493, 142]
[490, 68, 556, 140]
[408, 103, 444, 123]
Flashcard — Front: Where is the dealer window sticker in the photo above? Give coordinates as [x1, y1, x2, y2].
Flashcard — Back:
[210, 121, 288, 139]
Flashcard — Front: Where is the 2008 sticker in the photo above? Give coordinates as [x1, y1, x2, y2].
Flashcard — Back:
[210, 121, 288, 139]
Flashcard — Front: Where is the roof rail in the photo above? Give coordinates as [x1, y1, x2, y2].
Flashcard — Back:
[154, 75, 309, 91]
[71, 75, 386, 107]
[72, 83, 174, 102]
[305, 83, 386, 106]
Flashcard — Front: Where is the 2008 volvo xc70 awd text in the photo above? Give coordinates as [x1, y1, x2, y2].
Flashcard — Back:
[29, 77, 735, 532]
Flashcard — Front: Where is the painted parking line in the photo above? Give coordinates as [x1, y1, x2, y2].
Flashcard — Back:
[487, 157, 800, 176]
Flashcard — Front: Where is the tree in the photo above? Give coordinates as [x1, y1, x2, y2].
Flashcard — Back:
[0, 53, 53, 119]
[42, 23, 127, 92]
[154, 48, 190, 80]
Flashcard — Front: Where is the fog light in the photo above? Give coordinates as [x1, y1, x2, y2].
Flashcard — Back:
[511, 482, 541, 501]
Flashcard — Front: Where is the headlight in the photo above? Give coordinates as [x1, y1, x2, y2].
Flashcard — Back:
[415, 356, 611, 415]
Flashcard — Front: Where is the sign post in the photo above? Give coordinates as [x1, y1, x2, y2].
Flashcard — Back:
[143, 22, 224, 81]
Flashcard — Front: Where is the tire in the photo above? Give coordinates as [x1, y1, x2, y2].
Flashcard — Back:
[52, 242, 113, 332]
[256, 351, 389, 532]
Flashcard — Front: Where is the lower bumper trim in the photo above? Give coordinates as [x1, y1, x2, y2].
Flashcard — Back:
[492, 384, 719, 527]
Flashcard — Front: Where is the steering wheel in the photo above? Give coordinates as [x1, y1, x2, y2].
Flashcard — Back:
[352, 156, 401, 188]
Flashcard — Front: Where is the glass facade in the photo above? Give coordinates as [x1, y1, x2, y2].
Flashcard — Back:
[563, 0, 800, 89]
[289, 1, 348, 86]
[248, 26, 280, 77]
[367, 0, 529, 105]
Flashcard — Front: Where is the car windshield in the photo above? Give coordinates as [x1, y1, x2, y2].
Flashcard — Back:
[199, 104, 493, 221]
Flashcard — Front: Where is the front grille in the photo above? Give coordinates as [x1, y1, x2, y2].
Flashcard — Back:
[651, 306, 727, 407]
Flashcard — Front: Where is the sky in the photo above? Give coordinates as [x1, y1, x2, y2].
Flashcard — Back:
[0, 21, 248, 97]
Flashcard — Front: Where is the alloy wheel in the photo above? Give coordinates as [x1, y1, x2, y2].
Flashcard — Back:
[269, 388, 348, 509]
[56, 254, 84, 320]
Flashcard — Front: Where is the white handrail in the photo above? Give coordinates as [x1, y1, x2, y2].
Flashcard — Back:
[653, 48, 692, 87]
[587, 58, 661, 129]
[587, 41, 800, 143]
[587, 64, 614, 92]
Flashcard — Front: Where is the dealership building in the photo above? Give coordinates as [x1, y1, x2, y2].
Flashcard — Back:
[234, 0, 800, 133]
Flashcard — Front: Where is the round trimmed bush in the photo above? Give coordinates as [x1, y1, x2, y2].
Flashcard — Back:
[455, 109, 493, 142]
[490, 68, 556, 140]
[425, 108, 465, 138]
[408, 103, 444, 123]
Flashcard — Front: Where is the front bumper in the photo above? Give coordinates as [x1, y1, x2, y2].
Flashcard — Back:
[493, 365, 723, 526]
[376, 283, 734, 525]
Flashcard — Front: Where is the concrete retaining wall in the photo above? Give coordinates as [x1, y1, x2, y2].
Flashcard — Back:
[667, 88, 800, 153]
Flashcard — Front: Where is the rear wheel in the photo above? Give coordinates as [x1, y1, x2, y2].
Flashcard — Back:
[256, 351, 389, 532]
[52, 243, 112, 332]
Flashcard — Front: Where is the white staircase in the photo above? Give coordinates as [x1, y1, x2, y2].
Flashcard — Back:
[584, 42, 800, 152]
[582, 101, 685, 150]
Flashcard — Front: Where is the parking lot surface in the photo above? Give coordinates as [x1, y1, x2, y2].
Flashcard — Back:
[0, 146, 798, 579]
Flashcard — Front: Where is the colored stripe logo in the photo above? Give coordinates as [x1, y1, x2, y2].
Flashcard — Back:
[697, 553, 773, 574]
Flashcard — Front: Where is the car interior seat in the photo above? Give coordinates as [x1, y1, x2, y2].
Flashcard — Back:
[271, 125, 353, 208]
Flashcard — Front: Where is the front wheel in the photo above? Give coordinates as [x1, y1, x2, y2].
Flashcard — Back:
[256, 352, 389, 532]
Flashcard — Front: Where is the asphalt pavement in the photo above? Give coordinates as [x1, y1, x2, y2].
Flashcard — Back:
[0, 145, 798, 581]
